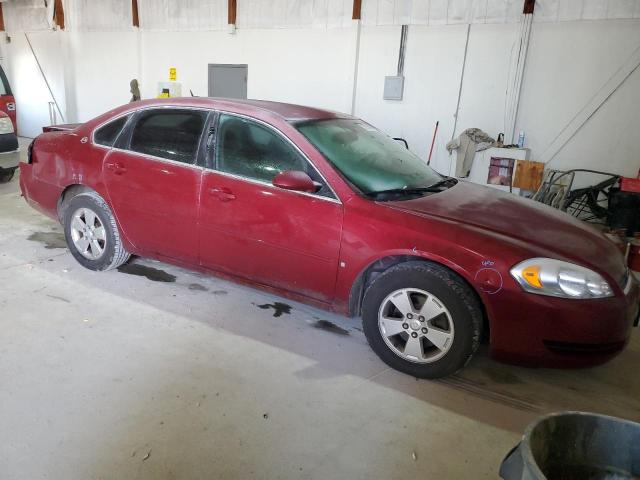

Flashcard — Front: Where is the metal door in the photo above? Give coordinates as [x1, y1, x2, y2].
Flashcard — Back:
[208, 64, 248, 99]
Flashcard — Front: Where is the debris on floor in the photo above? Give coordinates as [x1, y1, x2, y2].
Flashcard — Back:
[27, 231, 67, 249]
[256, 302, 291, 317]
[311, 319, 349, 336]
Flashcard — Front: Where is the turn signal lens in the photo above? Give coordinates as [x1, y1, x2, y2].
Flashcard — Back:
[521, 265, 543, 288]
[511, 258, 613, 299]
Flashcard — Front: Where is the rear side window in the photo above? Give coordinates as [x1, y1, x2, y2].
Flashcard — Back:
[129, 109, 206, 164]
[94, 115, 129, 147]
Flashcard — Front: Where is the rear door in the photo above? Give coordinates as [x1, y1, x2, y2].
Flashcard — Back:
[101, 108, 209, 263]
[198, 113, 343, 302]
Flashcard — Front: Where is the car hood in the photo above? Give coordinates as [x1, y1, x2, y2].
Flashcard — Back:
[385, 180, 627, 284]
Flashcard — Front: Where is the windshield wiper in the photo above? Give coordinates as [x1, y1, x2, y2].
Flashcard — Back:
[366, 177, 457, 199]
[425, 177, 457, 190]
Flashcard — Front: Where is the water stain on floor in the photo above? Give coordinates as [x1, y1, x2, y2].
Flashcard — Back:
[188, 283, 208, 291]
[46, 294, 71, 303]
[484, 367, 522, 385]
[117, 263, 176, 282]
[312, 320, 349, 336]
[257, 302, 291, 317]
[27, 232, 67, 249]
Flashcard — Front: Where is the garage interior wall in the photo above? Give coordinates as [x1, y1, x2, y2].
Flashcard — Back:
[1, 0, 639, 178]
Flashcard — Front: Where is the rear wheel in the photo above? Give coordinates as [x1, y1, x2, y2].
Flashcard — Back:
[362, 261, 482, 379]
[62, 191, 130, 271]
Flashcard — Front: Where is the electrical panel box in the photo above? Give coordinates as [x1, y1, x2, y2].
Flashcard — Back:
[383, 76, 404, 101]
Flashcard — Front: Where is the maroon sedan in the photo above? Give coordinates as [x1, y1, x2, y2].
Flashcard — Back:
[20, 98, 639, 378]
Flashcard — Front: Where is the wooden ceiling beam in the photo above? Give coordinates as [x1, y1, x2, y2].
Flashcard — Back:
[523, 0, 535, 14]
[54, 0, 65, 30]
[132, 0, 140, 27]
[352, 0, 362, 20]
[228, 0, 237, 24]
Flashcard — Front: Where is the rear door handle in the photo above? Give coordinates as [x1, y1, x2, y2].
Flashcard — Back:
[209, 187, 236, 202]
[105, 161, 127, 175]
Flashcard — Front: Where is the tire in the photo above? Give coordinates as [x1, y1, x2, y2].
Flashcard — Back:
[362, 261, 482, 379]
[62, 190, 130, 271]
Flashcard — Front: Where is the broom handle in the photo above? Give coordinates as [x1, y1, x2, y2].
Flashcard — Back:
[427, 121, 439, 166]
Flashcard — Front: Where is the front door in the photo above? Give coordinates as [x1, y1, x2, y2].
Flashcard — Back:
[102, 108, 209, 262]
[199, 113, 343, 302]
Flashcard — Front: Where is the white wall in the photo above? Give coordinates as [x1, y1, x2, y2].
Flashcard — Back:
[65, 31, 140, 122]
[2, 5, 640, 180]
[1, 31, 66, 138]
[516, 19, 640, 177]
[354, 24, 469, 175]
[138, 27, 356, 114]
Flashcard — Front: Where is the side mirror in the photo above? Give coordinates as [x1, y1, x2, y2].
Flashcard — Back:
[272, 170, 319, 193]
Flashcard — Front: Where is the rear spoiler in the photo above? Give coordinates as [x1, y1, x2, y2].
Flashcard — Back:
[42, 123, 81, 133]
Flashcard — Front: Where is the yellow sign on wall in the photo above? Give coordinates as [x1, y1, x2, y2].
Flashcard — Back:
[169, 67, 177, 81]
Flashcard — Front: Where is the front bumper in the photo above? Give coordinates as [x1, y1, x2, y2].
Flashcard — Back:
[488, 274, 640, 368]
[0, 133, 19, 182]
[0, 132, 18, 154]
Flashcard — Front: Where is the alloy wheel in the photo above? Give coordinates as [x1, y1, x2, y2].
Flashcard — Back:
[378, 288, 455, 363]
[69, 207, 107, 260]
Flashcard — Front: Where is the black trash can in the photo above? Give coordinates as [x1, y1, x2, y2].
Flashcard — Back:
[500, 412, 640, 480]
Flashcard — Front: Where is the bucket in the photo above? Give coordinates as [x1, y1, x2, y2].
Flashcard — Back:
[499, 412, 640, 479]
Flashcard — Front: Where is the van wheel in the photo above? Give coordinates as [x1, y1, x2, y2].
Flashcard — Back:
[361, 261, 482, 379]
[62, 190, 130, 271]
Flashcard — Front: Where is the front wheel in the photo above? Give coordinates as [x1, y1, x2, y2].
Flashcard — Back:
[362, 261, 482, 379]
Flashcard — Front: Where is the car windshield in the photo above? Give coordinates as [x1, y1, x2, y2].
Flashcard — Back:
[297, 118, 443, 195]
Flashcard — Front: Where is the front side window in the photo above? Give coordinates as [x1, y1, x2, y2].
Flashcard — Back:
[297, 119, 443, 196]
[216, 114, 309, 183]
[94, 115, 129, 147]
[129, 109, 206, 164]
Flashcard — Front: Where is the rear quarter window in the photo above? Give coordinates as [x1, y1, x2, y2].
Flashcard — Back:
[94, 116, 129, 147]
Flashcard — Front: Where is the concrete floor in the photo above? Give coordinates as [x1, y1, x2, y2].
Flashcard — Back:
[1, 139, 639, 479]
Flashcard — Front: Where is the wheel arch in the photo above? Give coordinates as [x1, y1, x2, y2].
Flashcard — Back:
[348, 254, 490, 341]
[56, 183, 135, 253]
[57, 184, 94, 221]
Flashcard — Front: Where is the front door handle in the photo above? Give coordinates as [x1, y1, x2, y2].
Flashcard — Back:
[209, 187, 236, 202]
[105, 161, 127, 175]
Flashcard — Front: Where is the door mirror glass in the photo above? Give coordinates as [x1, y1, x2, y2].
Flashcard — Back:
[272, 170, 319, 193]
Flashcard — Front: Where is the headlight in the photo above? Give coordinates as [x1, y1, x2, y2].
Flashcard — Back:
[0, 117, 14, 135]
[510, 258, 613, 299]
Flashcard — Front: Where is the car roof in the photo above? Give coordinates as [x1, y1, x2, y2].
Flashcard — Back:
[111, 97, 351, 123]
